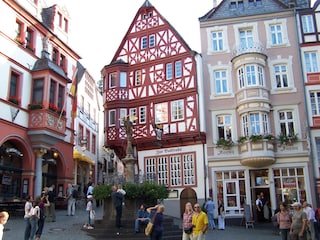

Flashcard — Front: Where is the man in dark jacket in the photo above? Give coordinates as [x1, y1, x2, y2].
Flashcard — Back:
[111, 185, 124, 232]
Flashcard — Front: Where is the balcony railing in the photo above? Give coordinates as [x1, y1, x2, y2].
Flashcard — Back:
[28, 108, 66, 135]
[232, 42, 265, 58]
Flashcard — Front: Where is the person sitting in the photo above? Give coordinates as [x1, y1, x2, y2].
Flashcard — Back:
[135, 204, 150, 233]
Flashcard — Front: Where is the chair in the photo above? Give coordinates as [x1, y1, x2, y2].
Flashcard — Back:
[243, 204, 254, 229]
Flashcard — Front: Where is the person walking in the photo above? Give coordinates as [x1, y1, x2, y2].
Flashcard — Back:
[182, 202, 194, 240]
[111, 185, 124, 233]
[290, 202, 307, 240]
[86, 182, 94, 196]
[276, 202, 292, 240]
[256, 194, 264, 222]
[24, 195, 33, 240]
[67, 183, 76, 216]
[35, 193, 50, 240]
[147, 205, 165, 240]
[204, 197, 215, 230]
[192, 203, 208, 240]
[217, 199, 225, 230]
[135, 204, 150, 233]
[0, 211, 9, 240]
[303, 201, 316, 240]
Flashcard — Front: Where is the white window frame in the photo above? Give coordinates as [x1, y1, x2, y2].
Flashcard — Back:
[141, 36, 147, 49]
[241, 112, 269, 136]
[149, 34, 155, 48]
[207, 26, 229, 55]
[304, 51, 319, 73]
[237, 64, 264, 88]
[217, 115, 232, 140]
[171, 99, 184, 121]
[214, 70, 228, 94]
[119, 108, 127, 126]
[166, 63, 173, 80]
[278, 110, 295, 136]
[135, 70, 141, 86]
[274, 64, 288, 89]
[310, 91, 320, 116]
[302, 15, 315, 33]
[175, 61, 182, 78]
[139, 106, 146, 124]
[129, 108, 137, 124]
[212, 31, 224, 52]
[155, 102, 168, 124]
[264, 19, 289, 48]
[119, 72, 127, 87]
[270, 24, 283, 45]
[109, 72, 117, 88]
[108, 110, 116, 126]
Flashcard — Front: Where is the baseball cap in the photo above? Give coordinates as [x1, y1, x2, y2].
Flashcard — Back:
[291, 202, 301, 207]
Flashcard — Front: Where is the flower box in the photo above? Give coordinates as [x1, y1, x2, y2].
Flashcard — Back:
[28, 103, 43, 110]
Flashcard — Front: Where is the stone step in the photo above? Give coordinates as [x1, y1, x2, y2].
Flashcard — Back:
[85, 216, 182, 240]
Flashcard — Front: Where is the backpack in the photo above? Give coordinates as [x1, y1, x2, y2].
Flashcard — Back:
[72, 189, 79, 199]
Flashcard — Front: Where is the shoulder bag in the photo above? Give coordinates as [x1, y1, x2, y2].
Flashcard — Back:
[145, 212, 157, 237]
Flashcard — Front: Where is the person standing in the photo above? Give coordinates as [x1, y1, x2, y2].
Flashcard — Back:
[67, 184, 76, 216]
[0, 211, 9, 240]
[111, 185, 124, 233]
[217, 199, 225, 230]
[47, 185, 56, 222]
[35, 194, 50, 240]
[303, 201, 316, 240]
[30, 199, 40, 240]
[192, 203, 208, 240]
[147, 205, 165, 240]
[83, 195, 94, 229]
[204, 197, 215, 230]
[24, 195, 33, 240]
[277, 202, 292, 240]
[256, 194, 263, 222]
[290, 202, 307, 240]
[87, 182, 94, 196]
[135, 204, 150, 233]
[182, 202, 194, 240]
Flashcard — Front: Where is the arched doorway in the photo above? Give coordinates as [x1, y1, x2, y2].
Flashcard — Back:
[0, 142, 23, 200]
[180, 187, 197, 218]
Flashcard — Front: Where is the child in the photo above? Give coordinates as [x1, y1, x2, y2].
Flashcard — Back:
[0, 211, 9, 240]
[84, 195, 94, 229]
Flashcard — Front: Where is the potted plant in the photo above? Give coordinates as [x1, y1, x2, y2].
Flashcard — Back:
[8, 97, 19, 105]
[49, 103, 58, 112]
[238, 136, 247, 144]
[249, 134, 263, 142]
[28, 103, 43, 110]
[216, 138, 233, 149]
[278, 133, 298, 145]
[263, 134, 275, 141]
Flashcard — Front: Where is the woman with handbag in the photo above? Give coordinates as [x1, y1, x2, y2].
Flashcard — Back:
[147, 204, 165, 240]
[182, 202, 194, 240]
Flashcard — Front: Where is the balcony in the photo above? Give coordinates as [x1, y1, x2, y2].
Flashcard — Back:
[238, 140, 276, 167]
[232, 42, 265, 58]
[27, 108, 66, 145]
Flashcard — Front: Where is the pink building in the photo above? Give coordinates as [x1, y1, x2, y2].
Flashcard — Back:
[200, 0, 314, 219]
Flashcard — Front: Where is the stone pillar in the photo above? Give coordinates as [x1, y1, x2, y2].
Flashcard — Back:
[122, 157, 136, 183]
[34, 149, 47, 197]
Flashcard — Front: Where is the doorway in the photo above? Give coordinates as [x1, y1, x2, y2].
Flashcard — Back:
[250, 169, 271, 222]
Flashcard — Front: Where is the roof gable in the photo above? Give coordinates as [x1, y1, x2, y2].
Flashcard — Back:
[110, 0, 192, 64]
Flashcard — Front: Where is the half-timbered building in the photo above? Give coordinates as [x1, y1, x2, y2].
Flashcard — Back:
[102, 0, 206, 218]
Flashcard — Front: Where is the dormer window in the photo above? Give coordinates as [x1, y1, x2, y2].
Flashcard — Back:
[230, 0, 244, 9]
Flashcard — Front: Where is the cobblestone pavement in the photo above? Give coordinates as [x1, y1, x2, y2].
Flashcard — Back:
[3, 204, 280, 240]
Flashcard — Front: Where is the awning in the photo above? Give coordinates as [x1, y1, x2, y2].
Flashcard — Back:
[73, 149, 95, 165]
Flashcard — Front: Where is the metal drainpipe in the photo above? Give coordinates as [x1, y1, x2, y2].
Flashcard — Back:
[293, 7, 319, 205]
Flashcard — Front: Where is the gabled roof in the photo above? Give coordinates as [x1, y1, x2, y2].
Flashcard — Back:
[110, 0, 194, 64]
[199, 0, 310, 22]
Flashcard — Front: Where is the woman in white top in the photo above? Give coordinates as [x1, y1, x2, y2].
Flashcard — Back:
[0, 211, 9, 240]
[24, 195, 33, 240]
